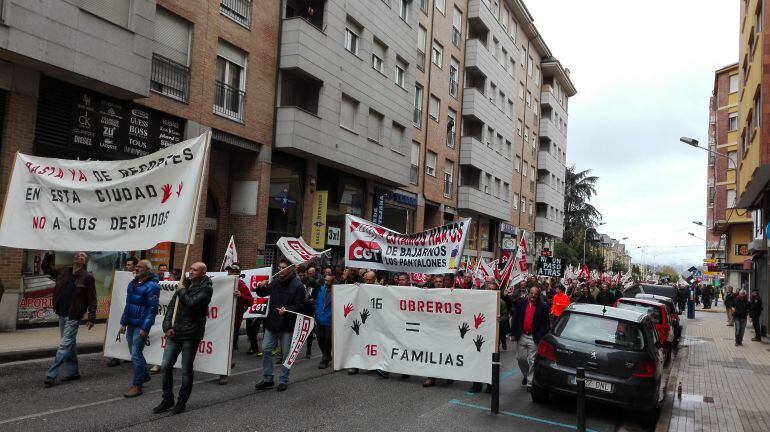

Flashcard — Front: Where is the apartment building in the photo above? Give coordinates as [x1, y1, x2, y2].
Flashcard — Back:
[706, 63, 752, 289]
[0, 0, 279, 329]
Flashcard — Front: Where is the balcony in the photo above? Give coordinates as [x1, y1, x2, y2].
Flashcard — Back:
[535, 216, 563, 238]
[537, 148, 564, 176]
[468, 0, 496, 35]
[459, 136, 512, 179]
[221, 0, 252, 28]
[458, 185, 511, 221]
[538, 117, 565, 141]
[536, 182, 563, 208]
[213, 81, 245, 122]
[540, 91, 566, 116]
[150, 54, 190, 102]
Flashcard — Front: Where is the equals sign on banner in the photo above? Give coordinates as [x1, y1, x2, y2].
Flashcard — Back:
[405, 322, 420, 333]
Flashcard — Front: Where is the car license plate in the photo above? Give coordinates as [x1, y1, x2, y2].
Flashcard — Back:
[568, 375, 613, 393]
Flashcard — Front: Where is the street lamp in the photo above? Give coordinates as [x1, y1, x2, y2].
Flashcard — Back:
[692, 221, 705, 226]
[680, 136, 737, 170]
[583, 222, 606, 265]
[688, 232, 706, 242]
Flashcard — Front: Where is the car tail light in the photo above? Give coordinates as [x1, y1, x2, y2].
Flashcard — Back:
[537, 340, 557, 362]
[632, 361, 656, 378]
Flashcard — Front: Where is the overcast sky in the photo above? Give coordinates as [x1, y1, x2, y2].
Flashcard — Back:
[526, 0, 739, 269]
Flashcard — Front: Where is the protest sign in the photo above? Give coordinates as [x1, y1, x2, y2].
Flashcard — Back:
[240, 267, 272, 319]
[536, 256, 565, 277]
[333, 284, 498, 383]
[283, 312, 315, 369]
[344, 215, 471, 274]
[0, 134, 209, 251]
[103, 271, 235, 376]
[277, 237, 328, 265]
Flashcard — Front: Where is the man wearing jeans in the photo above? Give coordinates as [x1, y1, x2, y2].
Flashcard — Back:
[511, 286, 550, 391]
[43, 251, 96, 388]
[153, 262, 212, 415]
[254, 258, 306, 392]
[732, 289, 751, 346]
[119, 259, 160, 398]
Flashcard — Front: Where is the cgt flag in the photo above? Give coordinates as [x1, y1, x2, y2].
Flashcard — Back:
[283, 312, 315, 369]
[277, 236, 329, 265]
[221, 235, 238, 271]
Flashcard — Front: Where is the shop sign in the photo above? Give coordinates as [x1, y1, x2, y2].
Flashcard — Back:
[386, 192, 418, 207]
[310, 191, 328, 249]
[372, 194, 385, 225]
[735, 244, 749, 256]
[327, 227, 341, 246]
[500, 223, 517, 235]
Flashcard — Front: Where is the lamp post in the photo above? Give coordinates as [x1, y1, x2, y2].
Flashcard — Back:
[583, 222, 606, 265]
[680, 137, 737, 170]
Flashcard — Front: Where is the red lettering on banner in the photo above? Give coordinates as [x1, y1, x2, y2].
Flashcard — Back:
[287, 240, 314, 261]
[207, 306, 218, 319]
[286, 317, 312, 367]
[398, 299, 463, 315]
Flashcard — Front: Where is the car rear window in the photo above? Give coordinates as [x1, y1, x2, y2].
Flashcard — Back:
[553, 312, 646, 351]
[617, 303, 661, 324]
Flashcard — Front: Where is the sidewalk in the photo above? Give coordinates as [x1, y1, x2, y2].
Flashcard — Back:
[0, 323, 106, 363]
[657, 305, 770, 432]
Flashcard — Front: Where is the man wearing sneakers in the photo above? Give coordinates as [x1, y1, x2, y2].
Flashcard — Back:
[254, 258, 306, 392]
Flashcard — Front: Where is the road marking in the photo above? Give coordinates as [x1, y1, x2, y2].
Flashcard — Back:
[448, 399, 600, 432]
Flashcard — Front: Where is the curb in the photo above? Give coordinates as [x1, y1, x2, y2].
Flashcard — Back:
[0, 343, 103, 364]
[655, 338, 689, 432]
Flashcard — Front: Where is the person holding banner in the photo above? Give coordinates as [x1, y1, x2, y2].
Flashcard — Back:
[119, 260, 160, 398]
[313, 273, 334, 369]
[153, 262, 213, 415]
[42, 251, 97, 388]
[108, 256, 139, 368]
[254, 258, 307, 392]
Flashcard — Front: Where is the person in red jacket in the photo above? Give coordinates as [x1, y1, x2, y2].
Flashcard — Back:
[218, 263, 253, 385]
[550, 284, 571, 328]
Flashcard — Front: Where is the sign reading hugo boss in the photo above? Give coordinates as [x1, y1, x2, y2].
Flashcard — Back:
[537, 256, 565, 277]
[333, 283, 498, 382]
[0, 134, 209, 251]
[345, 215, 471, 274]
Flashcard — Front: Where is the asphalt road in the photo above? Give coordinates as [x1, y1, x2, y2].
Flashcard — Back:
[0, 338, 660, 432]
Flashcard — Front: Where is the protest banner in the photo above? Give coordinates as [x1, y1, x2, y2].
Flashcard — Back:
[283, 311, 315, 369]
[103, 271, 236, 376]
[332, 284, 498, 383]
[344, 215, 471, 274]
[240, 267, 272, 319]
[0, 134, 209, 251]
[536, 256, 565, 277]
[276, 236, 329, 265]
[220, 235, 238, 271]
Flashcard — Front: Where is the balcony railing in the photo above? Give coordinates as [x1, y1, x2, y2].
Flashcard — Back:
[446, 130, 456, 148]
[452, 28, 461, 47]
[417, 49, 426, 71]
[214, 81, 246, 121]
[413, 107, 422, 127]
[220, 0, 251, 28]
[150, 53, 190, 102]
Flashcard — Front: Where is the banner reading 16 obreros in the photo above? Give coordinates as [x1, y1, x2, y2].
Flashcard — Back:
[0, 134, 208, 251]
[344, 215, 471, 274]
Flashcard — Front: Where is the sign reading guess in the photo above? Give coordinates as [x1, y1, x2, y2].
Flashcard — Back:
[0, 134, 209, 251]
[537, 256, 565, 277]
[345, 215, 471, 274]
[103, 271, 236, 376]
[333, 284, 498, 383]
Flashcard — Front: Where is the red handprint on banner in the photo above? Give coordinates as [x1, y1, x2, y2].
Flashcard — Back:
[160, 184, 172, 204]
[473, 313, 486, 329]
[176, 182, 183, 197]
[343, 303, 354, 318]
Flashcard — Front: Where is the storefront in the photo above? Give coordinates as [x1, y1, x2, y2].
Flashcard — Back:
[373, 189, 418, 235]
[316, 164, 365, 267]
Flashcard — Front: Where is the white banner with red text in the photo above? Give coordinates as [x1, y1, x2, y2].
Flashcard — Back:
[283, 312, 315, 369]
[332, 284, 498, 383]
[0, 134, 209, 251]
[344, 215, 471, 274]
[103, 271, 235, 376]
[241, 267, 272, 319]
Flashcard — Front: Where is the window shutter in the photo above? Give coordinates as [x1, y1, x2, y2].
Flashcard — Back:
[154, 9, 191, 65]
[218, 40, 246, 67]
[80, 0, 130, 28]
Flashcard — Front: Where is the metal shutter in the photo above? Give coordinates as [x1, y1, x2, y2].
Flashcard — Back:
[154, 8, 191, 66]
[79, 0, 130, 28]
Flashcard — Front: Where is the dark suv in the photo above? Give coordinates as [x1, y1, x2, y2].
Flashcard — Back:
[531, 304, 665, 417]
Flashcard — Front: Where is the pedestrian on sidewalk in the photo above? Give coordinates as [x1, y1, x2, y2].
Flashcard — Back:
[511, 286, 550, 391]
[750, 290, 764, 342]
[43, 251, 97, 388]
[724, 285, 736, 326]
[254, 258, 306, 392]
[153, 262, 213, 415]
[120, 259, 160, 398]
[313, 273, 333, 369]
[218, 263, 253, 385]
[732, 289, 751, 346]
[108, 256, 139, 368]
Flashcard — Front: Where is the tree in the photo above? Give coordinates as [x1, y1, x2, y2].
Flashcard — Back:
[632, 264, 641, 278]
[554, 241, 580, 267]
[586, 248, 606, 272]
[563, 165, 602, 245]
[611, 259, 628, 274]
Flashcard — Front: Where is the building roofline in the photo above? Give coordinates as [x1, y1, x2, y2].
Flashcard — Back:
[715, 62, 739, 74]
[541, 57, 577, 96]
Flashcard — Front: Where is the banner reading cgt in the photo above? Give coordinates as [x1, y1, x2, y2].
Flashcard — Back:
[333, 284, 499, 383]
[536, 256, 565, 278]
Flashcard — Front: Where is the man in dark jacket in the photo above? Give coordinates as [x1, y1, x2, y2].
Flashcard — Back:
[595, 283, 615, 306]
[732, 289, 751, 346]
[153, 262, 213, 415]
[43, 251, 97, 388]
[749, 290, 764, 342]
[254, 258, 307, 392]
[511, 286, 550, 391]
[724, 285, 736, 326]
[119, 260, 160, 398]
[574, 285, 595, 304]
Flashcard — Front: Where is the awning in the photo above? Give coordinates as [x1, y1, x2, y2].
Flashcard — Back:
[736, 165, 770, 209]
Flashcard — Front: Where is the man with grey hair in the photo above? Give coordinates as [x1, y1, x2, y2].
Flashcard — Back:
[732, 289, 751, 346]
[120, 259, 160, 398]
[42, 251, 96, 388]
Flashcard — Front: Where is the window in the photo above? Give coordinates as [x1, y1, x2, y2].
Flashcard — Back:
[513, 193, 519, 209]
[501, 48, 508, 68]
[447, 109, 456, 148]
[429, 95, 440, 121]
[521, 197, 526, 213]
[372, 39, 386, 73]
[399, 0, 409, 21]
[524, 126, 529, 143]
[444, 160, 454, 197]
[501, 6, 509, 30]
[527, 55, 533, 77]
[503, 182, 510, 202]
[493, 38, 501, 60]
[420, 0, 428, 13]
[534, 66, 541, 86]
[505, 140, 512, 159]
[520, 46, 526, 66]
[754, 90, 761, 130]
[367, 110, 384, 143]
[708, 186, 715, 206]
[483, 173, 492, 193]
[727, 189, 737, 208]
[518, 82, 525, 99]
[411, 141, 420, 184]
[522, 161, 528, 177]
[498, 91, 505, 110]
[344, 20, 361, 55]
[490, 82, 497, 101]
[493, 178, 501, 198]
[727, 151, 737, 170]
[449, 58, 459, 97]
[395, 59, 406, 88]
[509, 58, 516, 76]
[432, 41, 443, 67]
[340, 94, 358, 131]
[492, 0, 499, 17]
[526, 90, 532, 108]
[452, 8, 463, 47]
[758, 2, 764, 32]
[417, 26, 427, 70]
[517, 119, 523, 136]
[507, 99, 514, 117]
[220, 0, 251, 28]
[426, 151, 437, 176]
[486, 126, 494, 147]
[391, 123, 405, 152]
[414, 84, 423, 126]
[435, 0, 445, 14]
[214, 41, 246, 121]
[496, 133, 503, 154]
[151, 8, 192, 101]
[80, 0, 130, 28]
[515, 155, 521, 172]
[728, 112, 738, 131]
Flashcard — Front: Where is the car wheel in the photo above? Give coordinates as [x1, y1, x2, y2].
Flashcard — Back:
[530, 384, 549, 404]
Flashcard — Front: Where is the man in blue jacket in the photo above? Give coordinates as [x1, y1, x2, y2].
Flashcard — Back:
[313, 273, 333, 369]
[511, 286, 550, 391]
[120, 259, 160, 398]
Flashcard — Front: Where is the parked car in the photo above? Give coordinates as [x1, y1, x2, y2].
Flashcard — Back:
[635, 293, 682, 347]
[623, 284, 681, 312]
[531, 304, 666, 422]
[614, 297, 674, 365]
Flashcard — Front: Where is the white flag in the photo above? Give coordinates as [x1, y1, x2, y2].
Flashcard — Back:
[276, 236, 328, 265]
[222, 235, 238, 269]
[283, 312, 315, 369]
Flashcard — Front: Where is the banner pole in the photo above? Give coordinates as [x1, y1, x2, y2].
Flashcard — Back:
[491, 289, 501, 414]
